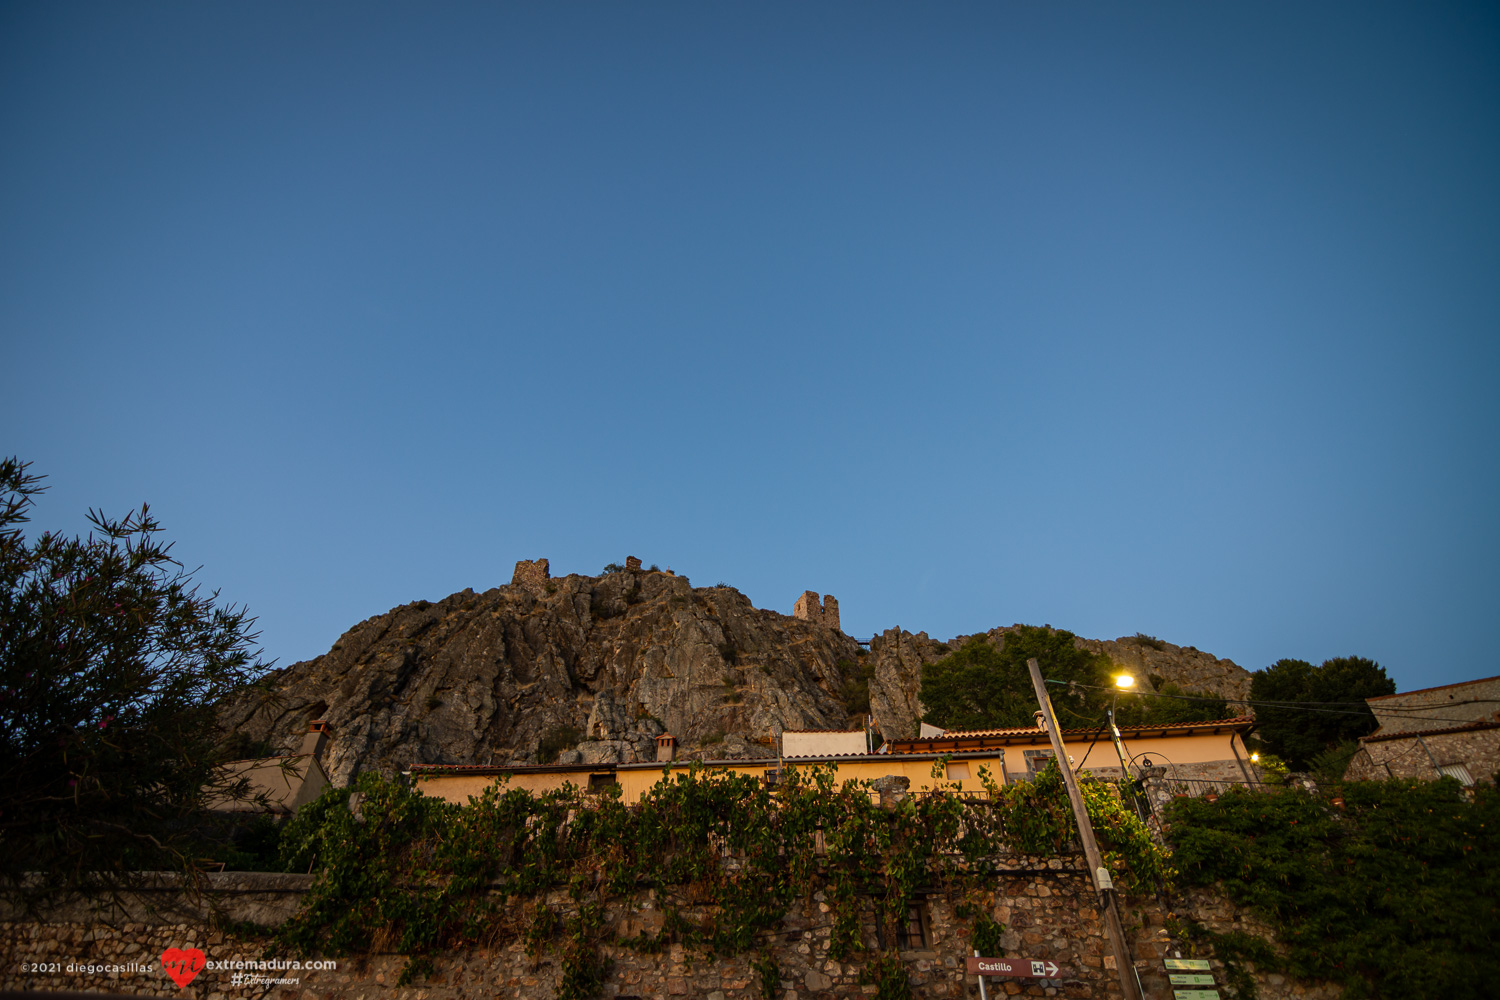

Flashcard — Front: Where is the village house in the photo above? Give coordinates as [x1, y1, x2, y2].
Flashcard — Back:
[409, 716, 1260, 805]
[886, 716, 1261, 786]
[206, 720, 333, 814]
[1344, 674, 1500, 785]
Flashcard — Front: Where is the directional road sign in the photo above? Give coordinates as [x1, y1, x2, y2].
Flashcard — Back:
[1173, 991, 1220, 999]
[1169, 974, 1216, 985]
[965, 956, 1064, 979]
[1164, 959, 1213, 971]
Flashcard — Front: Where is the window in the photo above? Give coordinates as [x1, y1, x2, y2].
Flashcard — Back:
[1437, 763, 1474, 786]
[946, 762, 970, 781]
[898, 903, 927, 950]
[588, 772, 617, 792]
[1023, 749, 1056, 776]
[877, 901, 929, 951]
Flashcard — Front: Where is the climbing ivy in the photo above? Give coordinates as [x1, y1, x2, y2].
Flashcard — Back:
[1167, 777, 1500, 1000]
[275, 760, 1168, 993]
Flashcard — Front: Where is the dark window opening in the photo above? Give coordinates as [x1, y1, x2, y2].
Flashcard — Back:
[877, 902, 928, 950]
[588, 773, 617, 792]
[1023, 749, 1056, 777]
[899, 903, 927, 949]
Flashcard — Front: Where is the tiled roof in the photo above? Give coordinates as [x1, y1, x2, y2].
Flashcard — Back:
[935, 716, 1254, 739]
[407, 747, 1017, 776]
[1360, 719, 1500, 743]
[888, 716, 1255, 751]
[1365, 675, 1500, 701]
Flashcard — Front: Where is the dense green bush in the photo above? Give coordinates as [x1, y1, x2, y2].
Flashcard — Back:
[1168, 778, 1500, 999]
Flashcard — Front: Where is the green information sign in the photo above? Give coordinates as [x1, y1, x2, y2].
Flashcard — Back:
[1164, 959, 1213, 971]
[1170, 974, 1217, 985]
[1173, 991, 1220, 1000]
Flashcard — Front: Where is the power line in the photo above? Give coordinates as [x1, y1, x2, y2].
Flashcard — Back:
[1057, 680, 1498, 727]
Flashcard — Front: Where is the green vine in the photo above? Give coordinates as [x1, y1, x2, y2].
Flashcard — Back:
[274, 759, 1166, 995]
[751, 951, 779, 1000]
[863, 948, 912, 1000]
[1167, 917, 1280, 1000]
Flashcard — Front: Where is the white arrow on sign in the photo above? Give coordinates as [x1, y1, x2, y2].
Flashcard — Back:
[1029, 960, 1060, 977]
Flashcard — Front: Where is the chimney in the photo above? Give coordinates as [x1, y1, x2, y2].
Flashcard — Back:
[656, 732, 677, 762]
[300, 720, 330, 761]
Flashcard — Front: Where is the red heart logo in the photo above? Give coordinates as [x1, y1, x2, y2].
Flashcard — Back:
[160, 947, 206, 988]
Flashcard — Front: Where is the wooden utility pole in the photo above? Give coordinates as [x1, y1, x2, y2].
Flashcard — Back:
[1027, 658, 1145, 1000]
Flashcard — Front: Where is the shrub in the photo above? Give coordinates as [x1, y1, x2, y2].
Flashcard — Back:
[838, 658, 875, 716]
[1168, 779, 1500, 999]
[537, 726, 582, 764]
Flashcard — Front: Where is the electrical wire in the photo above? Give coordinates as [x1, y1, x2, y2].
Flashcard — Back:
[1051, 680, 1499, 727]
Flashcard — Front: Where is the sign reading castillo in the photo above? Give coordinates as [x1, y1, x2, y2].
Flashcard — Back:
[965, 956, 1064, 979]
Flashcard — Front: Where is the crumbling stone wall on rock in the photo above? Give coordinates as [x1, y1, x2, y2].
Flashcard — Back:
[793, 590, 841, 631]
[511, 558, 551, 596]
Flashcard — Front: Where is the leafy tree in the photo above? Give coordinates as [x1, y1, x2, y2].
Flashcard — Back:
[1250, 655, 1394, 769]
[0, 459, 270, 903]
[920, 625, 1234, 732]
[919, 626, 1113, 730]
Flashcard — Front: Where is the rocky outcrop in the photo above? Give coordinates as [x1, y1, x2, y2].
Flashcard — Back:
[220, 561, 863, 786]
[222, 562, 1256, 786]
[1077, 634, 1253, 703]
[865, 628, 953, 741]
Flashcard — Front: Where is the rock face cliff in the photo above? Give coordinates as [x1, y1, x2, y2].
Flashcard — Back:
[221, 560, 864, 786]
[222, 559, 1256, 786]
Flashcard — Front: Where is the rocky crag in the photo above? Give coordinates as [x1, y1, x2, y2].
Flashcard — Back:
[222, 558, 1254, 786]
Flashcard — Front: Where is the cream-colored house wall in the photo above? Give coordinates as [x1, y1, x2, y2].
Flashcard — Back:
[415, 755, 1006, 806]
[412, 729, 1251, 806]
[207, 755, 329, 813]
[782, 731, 867, 757]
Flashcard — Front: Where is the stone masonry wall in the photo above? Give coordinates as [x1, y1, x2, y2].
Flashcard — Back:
[3, 865, 1340, 1000]
[793, 592, 841, 632]
[511, 559, 551, 596]
[1345, 725, 1500, 784]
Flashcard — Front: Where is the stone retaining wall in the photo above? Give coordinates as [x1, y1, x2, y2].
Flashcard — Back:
[2, 868, 1337, 1000]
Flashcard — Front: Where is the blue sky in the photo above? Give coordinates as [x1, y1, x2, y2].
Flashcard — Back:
[3, 2, 1496, 692]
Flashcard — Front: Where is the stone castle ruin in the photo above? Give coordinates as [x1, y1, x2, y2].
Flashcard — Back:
[510, 557, 550, 595]
[793, 590, 840, 631]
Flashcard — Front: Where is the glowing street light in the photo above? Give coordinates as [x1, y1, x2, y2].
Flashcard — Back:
[1108, 676, 1138, 792]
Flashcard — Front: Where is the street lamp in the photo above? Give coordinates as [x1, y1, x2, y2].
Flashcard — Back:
[1109, 675, 1137, 787]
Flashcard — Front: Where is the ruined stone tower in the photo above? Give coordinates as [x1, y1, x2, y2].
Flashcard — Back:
[792, 590, 841, 631]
